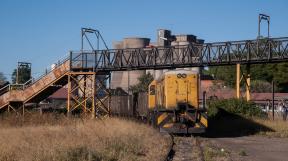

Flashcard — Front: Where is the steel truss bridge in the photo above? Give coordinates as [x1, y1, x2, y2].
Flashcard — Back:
[70, 37, 288, 71]
[1, 36, 288, 117]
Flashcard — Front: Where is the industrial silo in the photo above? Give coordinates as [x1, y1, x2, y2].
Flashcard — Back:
[110, 38, 150, 92]
[110, 41, 124, 90]
[153, 29, 173, 80]
[123, 38, 150, 91]
[172, 34, 201, 73]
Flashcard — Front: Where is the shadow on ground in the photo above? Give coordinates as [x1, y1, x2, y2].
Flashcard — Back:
[204, 108, 274, 138]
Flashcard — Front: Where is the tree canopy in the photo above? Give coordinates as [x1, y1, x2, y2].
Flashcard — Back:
[205, 62, 288, 92]
[11, 66, 31, 84]
[129, 73, 154, 94]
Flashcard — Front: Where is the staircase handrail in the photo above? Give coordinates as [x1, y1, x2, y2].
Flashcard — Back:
[27, 55, 69, 88]
[0, 55, 69, 94]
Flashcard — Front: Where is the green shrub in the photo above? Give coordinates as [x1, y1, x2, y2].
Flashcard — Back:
[207, 98, 266, 118]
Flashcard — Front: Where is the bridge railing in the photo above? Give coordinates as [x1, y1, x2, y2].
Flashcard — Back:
[70, 37, 288, 71]
[0, 55, 69, 95]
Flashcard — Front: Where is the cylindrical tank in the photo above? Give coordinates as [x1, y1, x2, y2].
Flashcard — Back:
[181, 41, 200, 73]
[179, 41, 190, 66]
[171, 41, 180, 62]
[124, 38, 150, 91]
[123, 37, 150, 48]
[111, 41, 124, 90]
[171, 41, 200, 73]
[111, 38, 150, 92]
[112, 41, 123, 49]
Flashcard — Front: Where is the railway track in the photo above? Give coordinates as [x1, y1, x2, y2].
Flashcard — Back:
[167, 135, 205, 161]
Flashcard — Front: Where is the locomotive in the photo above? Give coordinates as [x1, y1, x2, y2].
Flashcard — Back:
[148, 69, 208, 134]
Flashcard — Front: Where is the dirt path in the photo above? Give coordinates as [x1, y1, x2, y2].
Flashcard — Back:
[210, 136, 288, 161]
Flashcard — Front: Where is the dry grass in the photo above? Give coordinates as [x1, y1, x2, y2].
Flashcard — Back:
[254, 118, 288, 138]
[0, 113, 171, 161]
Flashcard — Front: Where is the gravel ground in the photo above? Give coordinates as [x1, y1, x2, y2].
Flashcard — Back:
[210, 136, 288, 161]
[170, 135, 288, 161]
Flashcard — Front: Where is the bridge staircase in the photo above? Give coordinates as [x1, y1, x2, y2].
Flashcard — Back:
[0, 58, 70, 112]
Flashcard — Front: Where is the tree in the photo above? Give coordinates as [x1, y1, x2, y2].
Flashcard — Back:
[250, 80, 278, 93]
[11, 66, 31, 84]
[204, 65, 237, 87]
[205, 62, 288, 92]
[129, 73, 154, 94]
[0, 72, 7, 85]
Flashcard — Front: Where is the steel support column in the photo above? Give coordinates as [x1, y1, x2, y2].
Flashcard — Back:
[235, 63, 251, 101]
[67, 72, 111, 117]
[6, 102, 25, 115]
[67, 72, 96, 117]
[245, 64, 251, 101]
[94, 73, 111, 118]
[236, 64, 241, 99]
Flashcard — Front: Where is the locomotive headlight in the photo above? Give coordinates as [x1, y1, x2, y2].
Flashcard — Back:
[177, 73, 187, 78]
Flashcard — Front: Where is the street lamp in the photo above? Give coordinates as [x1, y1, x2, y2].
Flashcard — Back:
[258, 14, 270, 38]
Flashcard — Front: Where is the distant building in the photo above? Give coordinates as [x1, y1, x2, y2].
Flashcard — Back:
[39, 88, 67, 110]
[110, 29, 205, 92]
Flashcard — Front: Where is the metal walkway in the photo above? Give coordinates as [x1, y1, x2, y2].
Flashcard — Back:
[70, 37, 288, 71]
[0, 36, 287, 115]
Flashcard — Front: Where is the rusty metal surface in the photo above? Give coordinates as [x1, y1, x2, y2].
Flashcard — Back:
[0, 60, 70, 109]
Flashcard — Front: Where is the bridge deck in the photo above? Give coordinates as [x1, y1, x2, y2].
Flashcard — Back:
[70, 37, 288, 71]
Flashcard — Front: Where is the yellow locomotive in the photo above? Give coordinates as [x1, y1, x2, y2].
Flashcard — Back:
[148, 69, 208, 134]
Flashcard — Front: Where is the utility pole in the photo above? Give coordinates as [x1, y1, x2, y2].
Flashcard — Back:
[127, 70, 130, 114]
[272, 81, 275, 120]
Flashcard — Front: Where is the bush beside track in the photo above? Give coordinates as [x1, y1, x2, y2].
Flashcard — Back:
[207, 98, 267, 118]
[206, 98, 288, 138]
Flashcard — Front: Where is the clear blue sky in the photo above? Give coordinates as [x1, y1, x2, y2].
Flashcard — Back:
[0, 0, 287, 81]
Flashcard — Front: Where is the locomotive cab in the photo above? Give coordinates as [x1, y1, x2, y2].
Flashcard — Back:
[148, 69, 208, 134]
